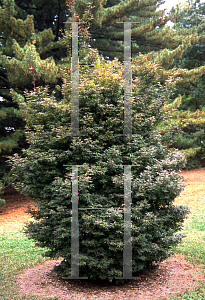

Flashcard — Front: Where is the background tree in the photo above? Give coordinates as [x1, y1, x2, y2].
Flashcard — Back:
[157, 95, 205, 169]
[0, 0, 64, 188]
[0, 0, 92, 189]
[74, 0, 201, 62]
[14, 0, 68, 35]
[10, 48, 189, 283]
[158, 0, 205, 169]
[73, 0, 205, 169]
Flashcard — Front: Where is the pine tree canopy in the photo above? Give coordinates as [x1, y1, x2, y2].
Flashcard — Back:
[159, 0, 205, 169]
[0, 0, 70, 184]
[71, 0, 204, 63]
[14, 0, 68, 35]
[0, 0, 94, 187]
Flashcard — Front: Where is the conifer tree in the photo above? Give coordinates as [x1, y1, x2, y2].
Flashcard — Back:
[75, 0, 205, 170]
[158, 0, 205, 169]
[10, 47, 189, 283]
[0, 0, 92, 188]
[14, 0, 68, 35]
[157, 95, 205, 169]
[73, 0, 203, 62]
[0, 0, 65, 186]
[2, 0, 205, 190]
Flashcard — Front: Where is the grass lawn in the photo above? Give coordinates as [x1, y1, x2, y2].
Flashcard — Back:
[160, 169, 205, 300]
[0, 169, 205, 300]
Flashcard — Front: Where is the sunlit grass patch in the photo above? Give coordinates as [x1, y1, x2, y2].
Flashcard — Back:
[175, 237, 205, 267]
[174, 183, 205, 216]
[1, 231, 46, 271]
[174, 185, 205, 268]
[167, 172, 205, 300]
[0, 230, 57, 300]
[191, 209, 205, 232]
[157, 285, 205, 300]
[0, 214, 33, 233]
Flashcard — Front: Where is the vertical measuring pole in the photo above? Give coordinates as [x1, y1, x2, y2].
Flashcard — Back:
[123, 22, 132, 136]
[70, 165, 79, 278]
[115, 23, 140, 278]
[63, 165, 88, 279]
[71, 22, 79, 136]
[115, 165, 140, 280]
[123, 165, 132, 278]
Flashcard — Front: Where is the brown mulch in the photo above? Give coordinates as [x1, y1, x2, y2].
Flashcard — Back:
[0, 187, 31, 216]
[16, 255, 205, 300]
[1, 169, 205, 299]
[180, 167, 205, 183]
[0, 187, 33, 231]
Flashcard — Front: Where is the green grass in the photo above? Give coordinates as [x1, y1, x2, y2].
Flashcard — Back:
[162, 286, 205, 300]
[191, 209, 205, 232]
[156, 180, 205, 300]
[175, 212, 205, 267]
[0, 231, 60, 300]
[1, 171, 205, 300]
[161, 216, 205, 300]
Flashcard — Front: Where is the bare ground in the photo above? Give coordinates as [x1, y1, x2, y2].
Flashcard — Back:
[17, 254, 205, 300]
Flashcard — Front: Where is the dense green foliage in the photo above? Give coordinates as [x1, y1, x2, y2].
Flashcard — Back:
[0, 197, 5, 207]
[72, 0, 203, 62]
[0, 0, 66, 186]
[1, 0, 205, 189]
[160, 0, 205, 169]
[0, 0, 92, 188]
[10, 50, 189, 283]
[1, 177, 205, 298]
[75, 0, 178, 60]
[157, 95, 205, 169]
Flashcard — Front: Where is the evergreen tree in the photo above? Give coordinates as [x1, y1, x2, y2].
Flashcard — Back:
[74, 0, 205, 166]
[158, 0, 205, 169]
[0, 0, 64, 187]
[0, 0, 69, 102]
[14, 0, 68, 35]
[73, 0, 203, 62]
[10, 49, 189, 283]
[157, 95, 205, 169]
[0, 0, 92, 188]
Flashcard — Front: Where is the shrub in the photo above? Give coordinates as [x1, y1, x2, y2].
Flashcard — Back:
[10, 51, 189, 283]
[0, 198, 6, 208]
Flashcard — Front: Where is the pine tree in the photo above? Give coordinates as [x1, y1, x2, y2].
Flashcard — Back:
[158, 0, 205, 169]
[0, 0, 67, 187]
[0, 0, 68, 101]
[14, 0, 68, 35]
[73, 0, 203, 62]
[157, 95, 205, 169]
[10, 48, 189, 283]
[0, 0, 93, 188]
[73, 0, 205, 171]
